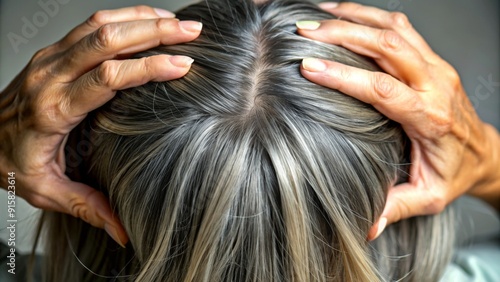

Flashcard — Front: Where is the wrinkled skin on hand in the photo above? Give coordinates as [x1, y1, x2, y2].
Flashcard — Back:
[297, 2, 500, 240]
[0, 5, 203, 247]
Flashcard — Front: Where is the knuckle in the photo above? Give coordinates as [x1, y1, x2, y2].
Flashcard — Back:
[444, 64, 461, 87]
[421, 100, 453, 136]
[372, 72, 396, 102]
[32, 94, 71, 127]
[337, 64, 353, 81]
[141, 56, 154, 75]
[86, 10, 109, 28]
[154, 18, 165, 32]
[31, 45, 53, 61]
[134, 5, 154, 16]
[137, 56, 159, 84]
[96, 60, 119, 88]
[93, 23, 120, 51]
[154, 17, 173, 32]
[426, 191, 447, 214]
[428, 109, 453, 136]
[389, 12, 411, 29]
[329, 65, 352, 89]
[70, 199, 90, 223]
[379, 30, 404, 52]
[24, 65, 46, 88]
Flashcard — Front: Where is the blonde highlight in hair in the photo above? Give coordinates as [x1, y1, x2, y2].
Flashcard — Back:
[36, 0, 454, 281]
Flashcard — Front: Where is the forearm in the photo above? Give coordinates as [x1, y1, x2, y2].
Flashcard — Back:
[468, 123, 500, 211]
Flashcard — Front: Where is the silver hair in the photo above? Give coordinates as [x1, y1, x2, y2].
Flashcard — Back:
[35, 0, 455, 281]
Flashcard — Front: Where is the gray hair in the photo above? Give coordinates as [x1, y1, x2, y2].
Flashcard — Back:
[36, 0, 455, 281]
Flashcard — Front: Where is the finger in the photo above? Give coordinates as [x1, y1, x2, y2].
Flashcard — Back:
[366, 184, 434, 241]
[58, 6, 175, 50]
[300, 58, 426, 127]
[318, 2, 436, 58]
[66, 181, 128, 247]
[30, 179, 128, 247]
[383, 182, 446, 223]
[367, 217, 387, 241]
[67, 55, 193, 117]
[296, 20, 430, 88]
[60, 18, 202, 80]
[368, 180, 447, 241]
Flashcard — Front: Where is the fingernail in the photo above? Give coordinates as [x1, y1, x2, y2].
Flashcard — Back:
[374, 217, 387, 239]
[302, 58, 327, 72]
[179, 20, 203, 33]
[296, 21, 321, 30]
[104, 223, 126, 248]
[154, 8, 175, 18]
[169, 55, 194, 67]
[318, 2, 339, 9]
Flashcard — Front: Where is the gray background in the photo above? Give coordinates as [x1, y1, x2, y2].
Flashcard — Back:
[1, 0, 499, 253]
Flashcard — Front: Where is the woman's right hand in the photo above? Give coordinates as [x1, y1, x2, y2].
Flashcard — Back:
[0, 6, 202, 247]
[296, 2, 500, 239]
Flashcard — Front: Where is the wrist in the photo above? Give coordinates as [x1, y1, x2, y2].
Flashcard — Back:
[468, 123, 500, 210]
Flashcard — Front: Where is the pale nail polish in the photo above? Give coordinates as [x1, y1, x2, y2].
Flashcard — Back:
[302, 58, 327, 72]
[104, 223, 126, 248]
[153, 8, 175, 18]
[169, 55, 194, 68]
[318, 2, 339, 9]
[296, 20, 321, 30]
[179, 21, 203, 33]
[374, 217, 387, 239]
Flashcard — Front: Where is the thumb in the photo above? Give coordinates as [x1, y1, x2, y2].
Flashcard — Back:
[367, 182, 444, 241]
[49, 179, 129, 247]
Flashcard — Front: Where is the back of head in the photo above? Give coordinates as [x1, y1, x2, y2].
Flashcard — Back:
[39, 0, 455, 281]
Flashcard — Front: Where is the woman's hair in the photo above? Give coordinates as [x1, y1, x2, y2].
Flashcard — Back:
[35, 0, 455, 281]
